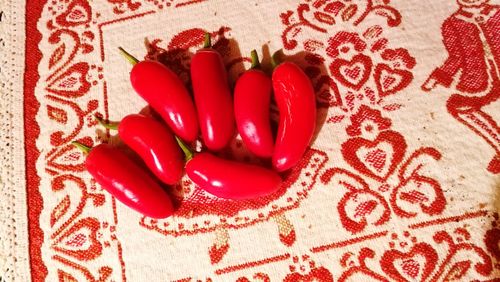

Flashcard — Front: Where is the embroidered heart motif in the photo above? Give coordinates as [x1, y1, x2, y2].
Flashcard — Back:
[330, 54, 372, 90]
[53, 217, 102, 260]
[339, 190, 390, 233]
[381, 243, 438, 282]
[56, 0, 92, 27]
[342, 130, 407, 181]
[284, 267, 334, 282]
[47, 62, 91, 98]
[374, 64, 413, 97]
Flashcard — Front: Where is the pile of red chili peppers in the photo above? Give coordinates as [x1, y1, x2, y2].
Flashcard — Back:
[73, 34, 316, 219]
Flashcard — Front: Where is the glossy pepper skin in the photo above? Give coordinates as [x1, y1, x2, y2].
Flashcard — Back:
[127, 55, 198, 143]
[190, 34, 235, 150]
[272, 62, 316, 172]
[81, 143, 174, 219]
[234, 51, 274, 158]
[186, 153, 282, 200]
[118, 114, 184, 185]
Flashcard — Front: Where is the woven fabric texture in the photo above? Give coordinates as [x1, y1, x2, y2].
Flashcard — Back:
[2, 0, 500, 281]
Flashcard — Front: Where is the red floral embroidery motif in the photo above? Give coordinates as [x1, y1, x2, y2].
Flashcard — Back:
[338, 227, 494, 281]
[381, 242, 438, 281]
[280, 1, 414, 113]
[26, 0, 500, 280]
[330, 53, 373, 90]
[55, 0, 92, 27]
[322, 106, 445, 233]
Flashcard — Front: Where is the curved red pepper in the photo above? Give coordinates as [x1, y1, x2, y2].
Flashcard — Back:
[75, 143, 174, 219]
[118, 114, 184, 185]
[121, 48, 199, 143]
[186, 153, 282, 200]
[272, 61, 316, 172]
[234, 50, 274, 158]
[190, 34, 235, 150]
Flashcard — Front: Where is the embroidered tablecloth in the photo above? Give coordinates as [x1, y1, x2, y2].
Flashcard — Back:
[1, 0, 499, 281]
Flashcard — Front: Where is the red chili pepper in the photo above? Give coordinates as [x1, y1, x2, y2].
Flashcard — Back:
[272, 58, 316, 172]
[73, 142, 174, 219]
[190, 33, 235, 150]
[185, 152, 282, 200]
[119, 47, 199, 143]
[234, 50, 274, 158]
[99, 114, 184, 185]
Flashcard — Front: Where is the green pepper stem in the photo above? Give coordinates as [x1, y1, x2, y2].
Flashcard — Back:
[203, 32, 212, 49]
[175, 137, 194, 162]
[72, 141, 92, 155]
[118, 47, 139, 65]
[271, 49, 284, 69]
[95, 115, 119, 130]
[250, 49, 260, 69]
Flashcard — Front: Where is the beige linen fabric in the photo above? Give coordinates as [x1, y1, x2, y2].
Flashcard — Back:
[2, 0, 500, 281]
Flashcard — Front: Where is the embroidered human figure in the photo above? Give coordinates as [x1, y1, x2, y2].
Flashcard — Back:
[422, 0, 500, 174]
